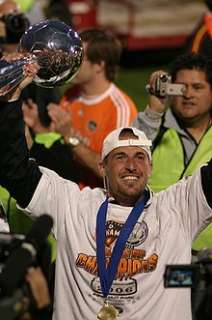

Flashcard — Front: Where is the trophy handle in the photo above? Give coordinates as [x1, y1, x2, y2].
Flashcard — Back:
[0, 58, 30, 96]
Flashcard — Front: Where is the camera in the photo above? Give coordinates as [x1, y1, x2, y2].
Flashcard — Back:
[0, 215, 53, 320]
[164, 248, 212, 289]
[0, 232, 34, 320]
[0, 232, 25, 274]
[146, 74, 186, 98]
[164, 264, 200, 288]
[164, 249, 212, 320]
[0, 13, 30, 44]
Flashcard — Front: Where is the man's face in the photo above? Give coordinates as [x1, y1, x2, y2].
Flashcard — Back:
[171, 69, 212, 123]
[72, 42, 101, 86]
[100, 146, 152, 207]
[0, 0, 22, 54]
[0, 0, 19, 14]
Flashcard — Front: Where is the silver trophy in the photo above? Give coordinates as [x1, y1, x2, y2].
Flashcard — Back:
[0, 20, 84, 96]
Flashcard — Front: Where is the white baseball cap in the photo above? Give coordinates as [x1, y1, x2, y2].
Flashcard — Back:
[101, 127, 152, 160]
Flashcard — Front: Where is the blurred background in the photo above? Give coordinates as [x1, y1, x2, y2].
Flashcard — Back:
[12, 0, 208, 108]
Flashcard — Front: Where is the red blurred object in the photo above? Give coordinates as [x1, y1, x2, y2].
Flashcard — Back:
[66, 0, 207, 51]
[66, 0, 97, 30]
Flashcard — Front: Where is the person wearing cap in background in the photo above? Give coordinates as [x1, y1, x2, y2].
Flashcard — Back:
[0, 71, 212, 320]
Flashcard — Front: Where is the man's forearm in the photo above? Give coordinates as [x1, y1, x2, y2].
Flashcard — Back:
[72, 143, 101, 178]
[0, 100, 42, 207]
[133, 105, 163, 141]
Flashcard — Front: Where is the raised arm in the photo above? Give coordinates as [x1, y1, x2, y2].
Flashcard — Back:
[133, 70, 168, 141]
[0, 62, 42, 207]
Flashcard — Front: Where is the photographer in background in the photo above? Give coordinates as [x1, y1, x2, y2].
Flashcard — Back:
[0, 266, 51, 320]
[133, 52, 212, 318]
[0, 215, 53, 320]
[192, 249, 212, 320]
[0, 0, 29, 55]
[20, 266, 51, 320]
[134, 53, 212, 194]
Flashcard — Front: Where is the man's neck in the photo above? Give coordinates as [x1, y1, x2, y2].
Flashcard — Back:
[109, 193, 146, 207]
[81, 79, 111, 98]
[182, 114, 211, 143]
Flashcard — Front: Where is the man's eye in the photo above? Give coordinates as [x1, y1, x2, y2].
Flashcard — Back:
[115, 154, 125, 160]
[193, 85, 204, 90]
[137, 154, 145, 160]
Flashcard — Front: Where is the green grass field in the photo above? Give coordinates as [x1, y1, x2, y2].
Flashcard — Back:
[116, 63, 171, 111]
[115, 48, 183, 111]
[116, 66, 156, 111]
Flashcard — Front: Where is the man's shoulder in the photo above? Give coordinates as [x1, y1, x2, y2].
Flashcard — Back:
[112, 84, 135, 101]
[61, 85, 81, 107]
[109, 84, 137, 114]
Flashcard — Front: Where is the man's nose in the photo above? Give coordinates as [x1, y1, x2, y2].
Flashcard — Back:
[183, 85, 193, 98]
[126, 158, 136, 171]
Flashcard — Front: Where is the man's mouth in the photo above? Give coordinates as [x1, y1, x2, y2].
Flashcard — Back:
[122, 176, 139, 181]
[182, 101, 195, 107]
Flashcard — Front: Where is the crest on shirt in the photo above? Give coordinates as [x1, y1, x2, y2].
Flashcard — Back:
[105, 220, 148, 247]
[88, 120, 97, 131]
[126, 221, 148, 246]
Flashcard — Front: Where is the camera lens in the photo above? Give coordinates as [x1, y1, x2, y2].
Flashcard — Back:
[4, 14, 30, 43]
[160, 75, 168, 82]
[5, 14, 29, 33]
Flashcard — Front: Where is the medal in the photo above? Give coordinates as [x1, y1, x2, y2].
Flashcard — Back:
[97, 301, 119, 320]
[96, 191, 148, 298]
[96, 191, 149, 318]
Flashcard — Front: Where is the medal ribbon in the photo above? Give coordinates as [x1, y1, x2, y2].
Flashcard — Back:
[96, 191, 148, 298]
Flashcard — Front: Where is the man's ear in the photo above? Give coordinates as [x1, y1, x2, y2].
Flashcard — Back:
[147, 161, 153, 178]
[95, 60, 105, 74]
[98, 160, 106, 177]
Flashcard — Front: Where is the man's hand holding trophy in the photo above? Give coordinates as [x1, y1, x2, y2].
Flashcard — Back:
[0, 19, 84, 98]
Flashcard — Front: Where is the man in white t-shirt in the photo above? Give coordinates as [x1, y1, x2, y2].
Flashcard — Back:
[0, 66, 211, 320]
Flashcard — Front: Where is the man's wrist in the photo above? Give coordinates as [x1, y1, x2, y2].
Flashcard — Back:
[145, 105, 164, 120]
[33, 123, 51, 134]
[65, 136, 81, 147]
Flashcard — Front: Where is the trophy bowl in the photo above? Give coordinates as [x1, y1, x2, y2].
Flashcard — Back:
[0, 20, 83, 96]
[19, 19, 84, 87]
